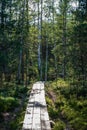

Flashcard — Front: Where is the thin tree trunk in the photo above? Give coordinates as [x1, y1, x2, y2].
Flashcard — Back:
[45, 32, 48, 81]
[52, 0, 58, 80]
[38, 0, 42, 80]
[62, 1, 67, 80]
[21, 51, 24, 83]
[17, 0, 25, 84]
[40, 0, 43, 80]
[17, 49, 22, 84]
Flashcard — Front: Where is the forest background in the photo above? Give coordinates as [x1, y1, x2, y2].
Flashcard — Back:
[0, 0, 87, 129]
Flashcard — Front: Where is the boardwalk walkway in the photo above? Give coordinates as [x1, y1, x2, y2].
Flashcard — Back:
[22, 81, 51, 130]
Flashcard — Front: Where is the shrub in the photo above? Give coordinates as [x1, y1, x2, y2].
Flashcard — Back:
[9, 110, 25, 130]
[60, 105, 77, 121]
[48, 106, 58, 119]
[46, 97, 54, 107]
[70, 117, 87, 130]
[53, 120, 66, 130]
[14, 86, 28, 97]
[0, 96, 19, 112]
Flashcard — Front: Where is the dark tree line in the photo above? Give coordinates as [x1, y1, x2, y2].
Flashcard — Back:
[0, 0, 87, 88]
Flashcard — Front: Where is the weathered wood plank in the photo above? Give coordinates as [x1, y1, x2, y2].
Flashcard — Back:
[22, 81, 51, 130]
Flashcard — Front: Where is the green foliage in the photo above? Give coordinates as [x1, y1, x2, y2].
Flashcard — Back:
[60, 105, 78, 121]
[53, 120, 66, 130]
[14, 86, 28, 98]
[51, 78, 69, 90]
[70, 117, 87, 130]
[0, 82, 16, 97]
[9, 110, 25, 130]
[76, 0, 87, 22]
[0, 0, 87, 129]
[55, 95, 65, 108]
[0, 96, 19, 112]
[46, 97, 54, 106]
[46, 96, 58, 119]
[46, 79, 87, 130]
[0, 81, 30, 129]
[48, 106, 58, 119]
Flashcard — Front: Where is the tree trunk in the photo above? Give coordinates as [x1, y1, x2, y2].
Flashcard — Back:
[17, 49, 22, 84]
[21, 51, 24, 84]
[45, 32, 48, 81]
[62, 1, 67, 80]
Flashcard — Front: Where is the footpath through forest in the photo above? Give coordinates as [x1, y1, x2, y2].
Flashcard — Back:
[22, 81, 51, 130]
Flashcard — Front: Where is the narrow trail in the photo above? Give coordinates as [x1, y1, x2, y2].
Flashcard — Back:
[22, 81, 51, 130]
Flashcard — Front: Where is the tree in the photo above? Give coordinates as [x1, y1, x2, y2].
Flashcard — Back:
[72, 0, 87, 86]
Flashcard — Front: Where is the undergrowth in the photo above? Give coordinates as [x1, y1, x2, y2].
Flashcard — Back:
[0, 82, 31, 130]
[45, 78, 87, 130]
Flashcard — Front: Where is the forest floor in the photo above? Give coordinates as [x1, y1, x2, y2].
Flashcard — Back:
[0, 82, 31, 130]
[45, 79, 87, 130]
[0, 79, 87, 130]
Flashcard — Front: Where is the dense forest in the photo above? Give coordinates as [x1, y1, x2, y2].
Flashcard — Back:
[0, 0, 87, 129]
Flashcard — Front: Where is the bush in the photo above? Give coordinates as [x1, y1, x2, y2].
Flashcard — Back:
[48, 106, 58, 119]
[0, 96, 19, 112]
[55, 95, 65, 108]
[14, 86, 28, 97]
[70, 117, 87, 130]
[46, 97, 54, 106]
[9, 109, 25, 130]
[60, 104, 78, 121]
[53, 120, 65, 130]
[46, 97, 58, 119]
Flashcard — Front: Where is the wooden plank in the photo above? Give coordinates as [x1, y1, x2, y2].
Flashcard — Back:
[41, 114, 51, 130]
[22, 81, 51, 130]
[32, 109, 41, 129]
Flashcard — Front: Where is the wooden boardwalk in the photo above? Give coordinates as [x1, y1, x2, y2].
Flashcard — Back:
[22, 81, 51, 130]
